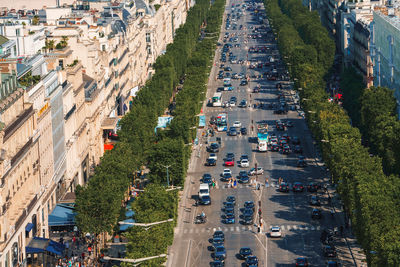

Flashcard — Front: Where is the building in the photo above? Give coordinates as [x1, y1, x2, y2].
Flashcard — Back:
[371, 8, 400, 111]
[353, 18, 374, 87]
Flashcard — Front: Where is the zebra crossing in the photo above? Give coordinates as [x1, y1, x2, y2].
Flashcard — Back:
[177, 224, 320, 234]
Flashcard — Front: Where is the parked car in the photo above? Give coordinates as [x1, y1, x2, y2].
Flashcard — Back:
[207, 143, 220, 152]
[238, 247, 253, 259]
[279, 182, 290, 192]
[205, 158, 217, 166]
[240, 159, 250, 168]
[292, 182, 304, 192]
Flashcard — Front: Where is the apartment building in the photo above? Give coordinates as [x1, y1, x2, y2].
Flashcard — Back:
[371, 8, 400, 112]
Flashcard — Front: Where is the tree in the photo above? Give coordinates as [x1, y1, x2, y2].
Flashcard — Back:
[32, 15, 40, 25]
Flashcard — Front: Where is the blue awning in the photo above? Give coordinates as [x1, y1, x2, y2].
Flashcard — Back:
[26, 237, 65, 256]
[199, 115, 206, 128]
[25, 223, 34, 232]
[48, 204, 76, 226]
[125, 210, 135, 218]
[119, 218, 135, 232]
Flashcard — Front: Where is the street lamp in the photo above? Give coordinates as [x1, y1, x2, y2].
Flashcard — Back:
[308, 110, 316, 114]
[159, 164, 171, 187]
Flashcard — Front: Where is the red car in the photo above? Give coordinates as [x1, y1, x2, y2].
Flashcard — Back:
[224, 158, 235, 166]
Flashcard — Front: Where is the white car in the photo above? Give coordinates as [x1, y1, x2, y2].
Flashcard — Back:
[209, 153, 217, 161]
[233, 121, 242, 128]
[270, 226, 282, 238]
[240, 159, 250, 168]
[248, 167, 264, 176]
[223, 169, 232, 176]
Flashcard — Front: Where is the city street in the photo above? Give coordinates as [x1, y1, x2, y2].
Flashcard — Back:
[168, 0, 341, 266]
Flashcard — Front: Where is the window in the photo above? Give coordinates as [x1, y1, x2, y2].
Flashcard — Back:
[146, 33, 151, 43]
[58, 60, 64, 69]
[102, 45, 106, 51]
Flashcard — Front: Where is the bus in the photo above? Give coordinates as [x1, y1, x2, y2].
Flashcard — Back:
[212, 93, 222, 107]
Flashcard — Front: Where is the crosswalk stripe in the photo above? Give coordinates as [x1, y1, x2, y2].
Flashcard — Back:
[201, 228, 205, 233]
[183, 229, 188, 234]
[230, 227, 234, 231]
[292, 225, 297, 230]
[242, 226, 246, 231]
[213, 228, 216, 232]
[218, 227, 222, 231]
[236, 226, 240, 232]
[189, 229, 194, 234]
[316, 226, 321, 231]
[311, 226, 315, 231]
[195, 229, 199, 233]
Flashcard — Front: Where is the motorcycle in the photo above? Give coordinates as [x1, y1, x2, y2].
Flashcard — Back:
[194, 214, 207, 224]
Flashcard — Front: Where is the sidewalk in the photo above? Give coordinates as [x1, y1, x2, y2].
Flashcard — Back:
[327, 186, 367, 267]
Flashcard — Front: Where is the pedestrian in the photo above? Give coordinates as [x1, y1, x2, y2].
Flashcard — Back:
[265, 177, 269, 187]
[212, 180, 215, 188]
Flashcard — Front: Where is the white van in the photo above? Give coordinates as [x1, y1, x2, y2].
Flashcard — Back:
[199, 183, 210, 198]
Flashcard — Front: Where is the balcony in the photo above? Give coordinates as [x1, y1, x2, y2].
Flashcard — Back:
[3, 106, 34, 142]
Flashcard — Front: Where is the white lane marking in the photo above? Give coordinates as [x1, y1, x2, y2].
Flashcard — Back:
[292, 225, 297, 230]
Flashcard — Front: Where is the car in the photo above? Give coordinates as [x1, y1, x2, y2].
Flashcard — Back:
[292, 182, 304, 192]
[295, 257, 309, 266]
[199, 195, 211, 205]
[312, 208, 322, 219]
[205, 158, 217, 166]
[294, 145, 303, 153]
[211, 237, 224, 247]
[238, 174, 250, 183]
[245, 255, 258, 266]
[240, 154, 249, 161]
[297, 157, 307, 167]
[279, 182, 290, 192]
[210, 260, 225, 267]
[240, 127, 247, 135]
[240, 159, 250, 168]
[228, 127, 237, 136]
[242, 215, 254, 225]
[242, 208, 254, 217]
[282, 145, 290, 154]
[323, 245, 337, 258]
[224, 158, 235, 166]
[292, 136, 300, 144]
[270, 226, 282, 237]
[218, 74, 224, 79]
[213, 245, 226, 260]
[223, 201, 235, 209]
[207, 143, 220, 152]
[239, 100, 247, 108]
[285, 120, 293, 127]
[222, 214, 235, 224]
[226, 195, 236, 204]
[203, 173, 212, 180]
[240, 80, 248, 86]
[244, 201, 255, 210]
[221, 173, 232, 182]
[238, 247, 252, 259]
[202, 176, 213, 185]
[224, 66, 232, 71]
[222, 169, 232, 176]
[326, 260, 339, 267]
[209, 153, 217, 160]
[248, 167, 264, 176]
[307, 182, 321, 192]
[233, 121, 242, 128]
[213, 231, 224, 240]
[309, 195, 321, 206]
[270, 144, 279, 151]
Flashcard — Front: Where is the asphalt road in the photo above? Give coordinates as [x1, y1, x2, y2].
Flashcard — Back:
[168, 0, 337, 266]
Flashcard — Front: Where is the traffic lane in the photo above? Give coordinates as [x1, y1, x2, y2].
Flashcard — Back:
[267, 229, 323, 266]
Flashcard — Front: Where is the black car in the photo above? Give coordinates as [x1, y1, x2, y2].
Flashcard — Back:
[307, 182, 320, 192]
[202, 176, 213, 185]
[242, 215, 253, 225]
[326, 260, 339, 267]
[228, 127, 237, 136]
[207, 143, 220, 153]
[226, 195, 236, 204]
[239, 100, 247, 108]
[242, 208, 254, 217]
[294, 145, 302, 153]
[199, 195, 211, 205]
[279, 182, 290, 192]
[210, 260, 225, 267]
[241, 127, 247, 135]
[240, 80, 248, 86]
[292, 136, 300, 144]
[221, 173, 232, 182]
[238, 174, 250, 183]
[226, 152, 235, 160]
[244, 201, 255, 211]
[213, 231, 225, 241]
[245, 255, 258, 266]
[323, 245, 337, 258]
[292, 182, 304, 192]
[205, 158, 217, 166]
[312, 208, 322, 219]
[238, 247, 252, 259]
[224, 66, 232, 71]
